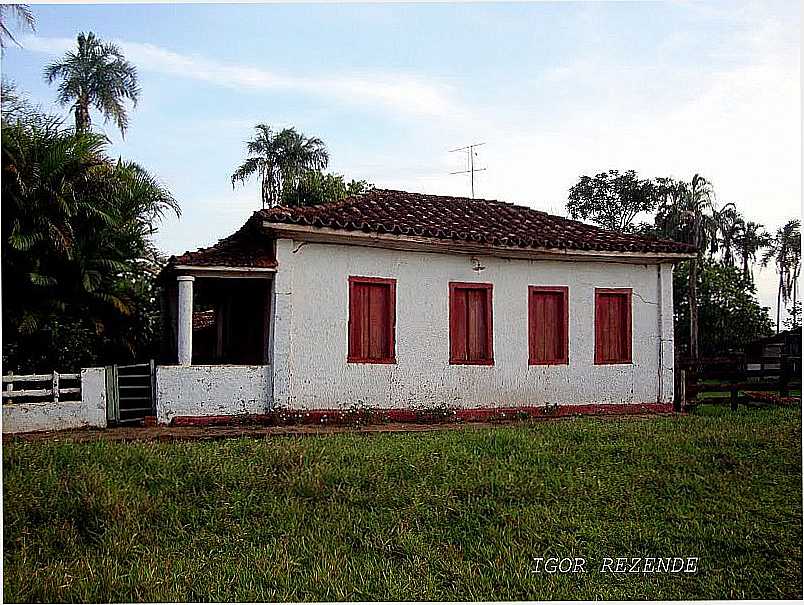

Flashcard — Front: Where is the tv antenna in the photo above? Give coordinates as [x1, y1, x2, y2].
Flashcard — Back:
[449, 142, 486, 198]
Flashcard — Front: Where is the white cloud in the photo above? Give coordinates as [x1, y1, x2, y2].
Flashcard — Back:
[22, 34, 466, 119]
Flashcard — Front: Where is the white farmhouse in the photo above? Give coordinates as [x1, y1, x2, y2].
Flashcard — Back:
[156, 189, 695, 424]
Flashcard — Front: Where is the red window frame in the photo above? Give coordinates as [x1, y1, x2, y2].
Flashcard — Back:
[594, 288, 632, 365]
[528, 286, 569, 365]
[449, 282, 494, 365]
[347, 276, 396, 364]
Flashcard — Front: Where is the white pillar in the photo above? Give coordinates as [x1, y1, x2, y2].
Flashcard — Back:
[177, 275, 195, 366]
[271, 239, 294, 408]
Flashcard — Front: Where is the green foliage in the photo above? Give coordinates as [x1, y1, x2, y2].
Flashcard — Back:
[43, 32, 140, 135]
[2, 95, 178, 372]
[784, 302, 801, 330]
[3, 409, 801, 600]
[281, 171, 373, 206]
[673, 257, 774, 356]
[231, 124, 329, 208]
[565, 169, 792, 354]
[763, 220, 801, 305]
[652, 175, 720, 252]
[734, 220, 772, 279]
[566, 169, 659, 232]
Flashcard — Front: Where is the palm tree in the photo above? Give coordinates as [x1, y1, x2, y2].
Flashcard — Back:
[714, 204, 740, 267]
[2, 103, 179, 368]
[733, 220, 770, 281]
[655, 174, 715, 362]
[0, 4, 35, 50]
[763, 220, 802, 333]
[231, 124, 329, 209]
[43, 32, 140, 136]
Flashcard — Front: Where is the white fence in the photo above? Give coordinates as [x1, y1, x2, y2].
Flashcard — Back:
[3, 372, 82, 405]
[2, 368, 106, 434]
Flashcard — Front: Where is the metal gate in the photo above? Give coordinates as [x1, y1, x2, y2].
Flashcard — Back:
[106, 361, 155, 425]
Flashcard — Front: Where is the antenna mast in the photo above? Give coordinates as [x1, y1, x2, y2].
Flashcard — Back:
[449, 142, 486, 198]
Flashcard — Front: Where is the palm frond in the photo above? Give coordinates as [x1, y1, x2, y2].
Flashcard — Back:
[0, 4, 36, 50]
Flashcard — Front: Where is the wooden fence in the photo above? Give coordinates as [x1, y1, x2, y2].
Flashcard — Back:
[679, 354, 801, 411]
[2, 372, 82, 405]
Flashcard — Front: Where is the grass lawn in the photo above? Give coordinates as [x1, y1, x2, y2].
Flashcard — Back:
[4, 407, 802, 601]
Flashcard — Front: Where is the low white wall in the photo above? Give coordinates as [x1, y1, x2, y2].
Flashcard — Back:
[2, 367, 107, 434]
[155, 364, 272, 424]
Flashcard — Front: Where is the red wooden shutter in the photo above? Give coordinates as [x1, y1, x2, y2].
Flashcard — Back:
[450, 287, 468, 362]
[449, 283, 493, 364]
[594, 289, 632, 364]
[529, 286, 568, 365]
[348, 277, 396, 363]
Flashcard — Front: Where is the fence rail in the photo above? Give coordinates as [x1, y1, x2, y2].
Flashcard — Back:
[679, 354, 801, 411]
[2, 372, 82, 404]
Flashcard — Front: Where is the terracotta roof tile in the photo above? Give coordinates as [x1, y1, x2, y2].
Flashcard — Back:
[260, 189, 695, 255]
[166, 189, 694, 272]
[167, 216, 277, 269]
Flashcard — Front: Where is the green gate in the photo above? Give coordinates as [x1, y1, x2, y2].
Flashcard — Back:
[106, 361, 155, 425]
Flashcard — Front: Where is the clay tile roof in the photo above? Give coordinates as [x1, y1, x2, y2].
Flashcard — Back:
[166, 215, 277, 269]
[259, 189, 696, 255]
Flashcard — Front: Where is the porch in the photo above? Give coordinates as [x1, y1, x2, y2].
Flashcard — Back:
[155, 220, 279, 423]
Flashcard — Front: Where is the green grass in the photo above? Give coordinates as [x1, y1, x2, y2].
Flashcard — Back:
[4, 407, 802, 602]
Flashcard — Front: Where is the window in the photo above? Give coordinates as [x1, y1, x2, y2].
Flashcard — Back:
[449, 282, 493, 365]
[595, 288, 632, 364]
[348, 276, 396, 363]
[529, 286, 569, 365]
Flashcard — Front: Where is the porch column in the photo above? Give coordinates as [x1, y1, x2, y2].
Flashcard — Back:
[177, 275, 195, 366]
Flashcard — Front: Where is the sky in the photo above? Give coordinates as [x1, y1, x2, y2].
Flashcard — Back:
[2, 1, 801, 320]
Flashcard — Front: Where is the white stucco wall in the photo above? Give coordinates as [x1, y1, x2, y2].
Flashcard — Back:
[271, 238, 675, 410]
[2, 367, 107, 434]
[155, 364, 272, 423]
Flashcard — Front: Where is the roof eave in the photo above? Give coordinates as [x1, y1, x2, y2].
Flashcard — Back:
[263, 221, 696, 263]
[159, 264, 277, 281]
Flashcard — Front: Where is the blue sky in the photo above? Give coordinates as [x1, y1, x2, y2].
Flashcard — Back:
[2, 1, 800, 315]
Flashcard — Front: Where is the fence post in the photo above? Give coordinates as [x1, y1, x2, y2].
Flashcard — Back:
[730, 385, 738, 411]
[149, 359, 156, 416]
[686, 364, 697, 409]
[5, 372, 12, 396]
[674, 369, 685, 412]
[780, 356, 790, 398]
[105, 365, 119, 426]
[52, 371, 59, 404]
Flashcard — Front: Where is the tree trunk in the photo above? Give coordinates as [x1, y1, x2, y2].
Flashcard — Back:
[74, 97, 90, 133]
[689, 255, 699, 362]
[689, 208, 701, 364]
[742, 253, 749, 280]
[776, 273, 783, 333]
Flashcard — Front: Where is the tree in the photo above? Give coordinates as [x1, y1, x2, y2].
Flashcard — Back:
[653, 174, 716, 363]
[714, 204, 741, 267]
[784, 302, 801, 331]
[566, 170, 659, 232]
[733, 220, 771, 281]
[2, 98, 178, 371]
[43, 32, 140, 136]
[763, 220, 801, 333]
[231, 124, 329, 209]
[0, 4, 35, 50]
[281, 171, 372, 207]
[673, 258, 774, 356]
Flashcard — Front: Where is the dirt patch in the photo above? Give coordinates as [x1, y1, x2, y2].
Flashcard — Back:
[4, 413, 677, 444]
